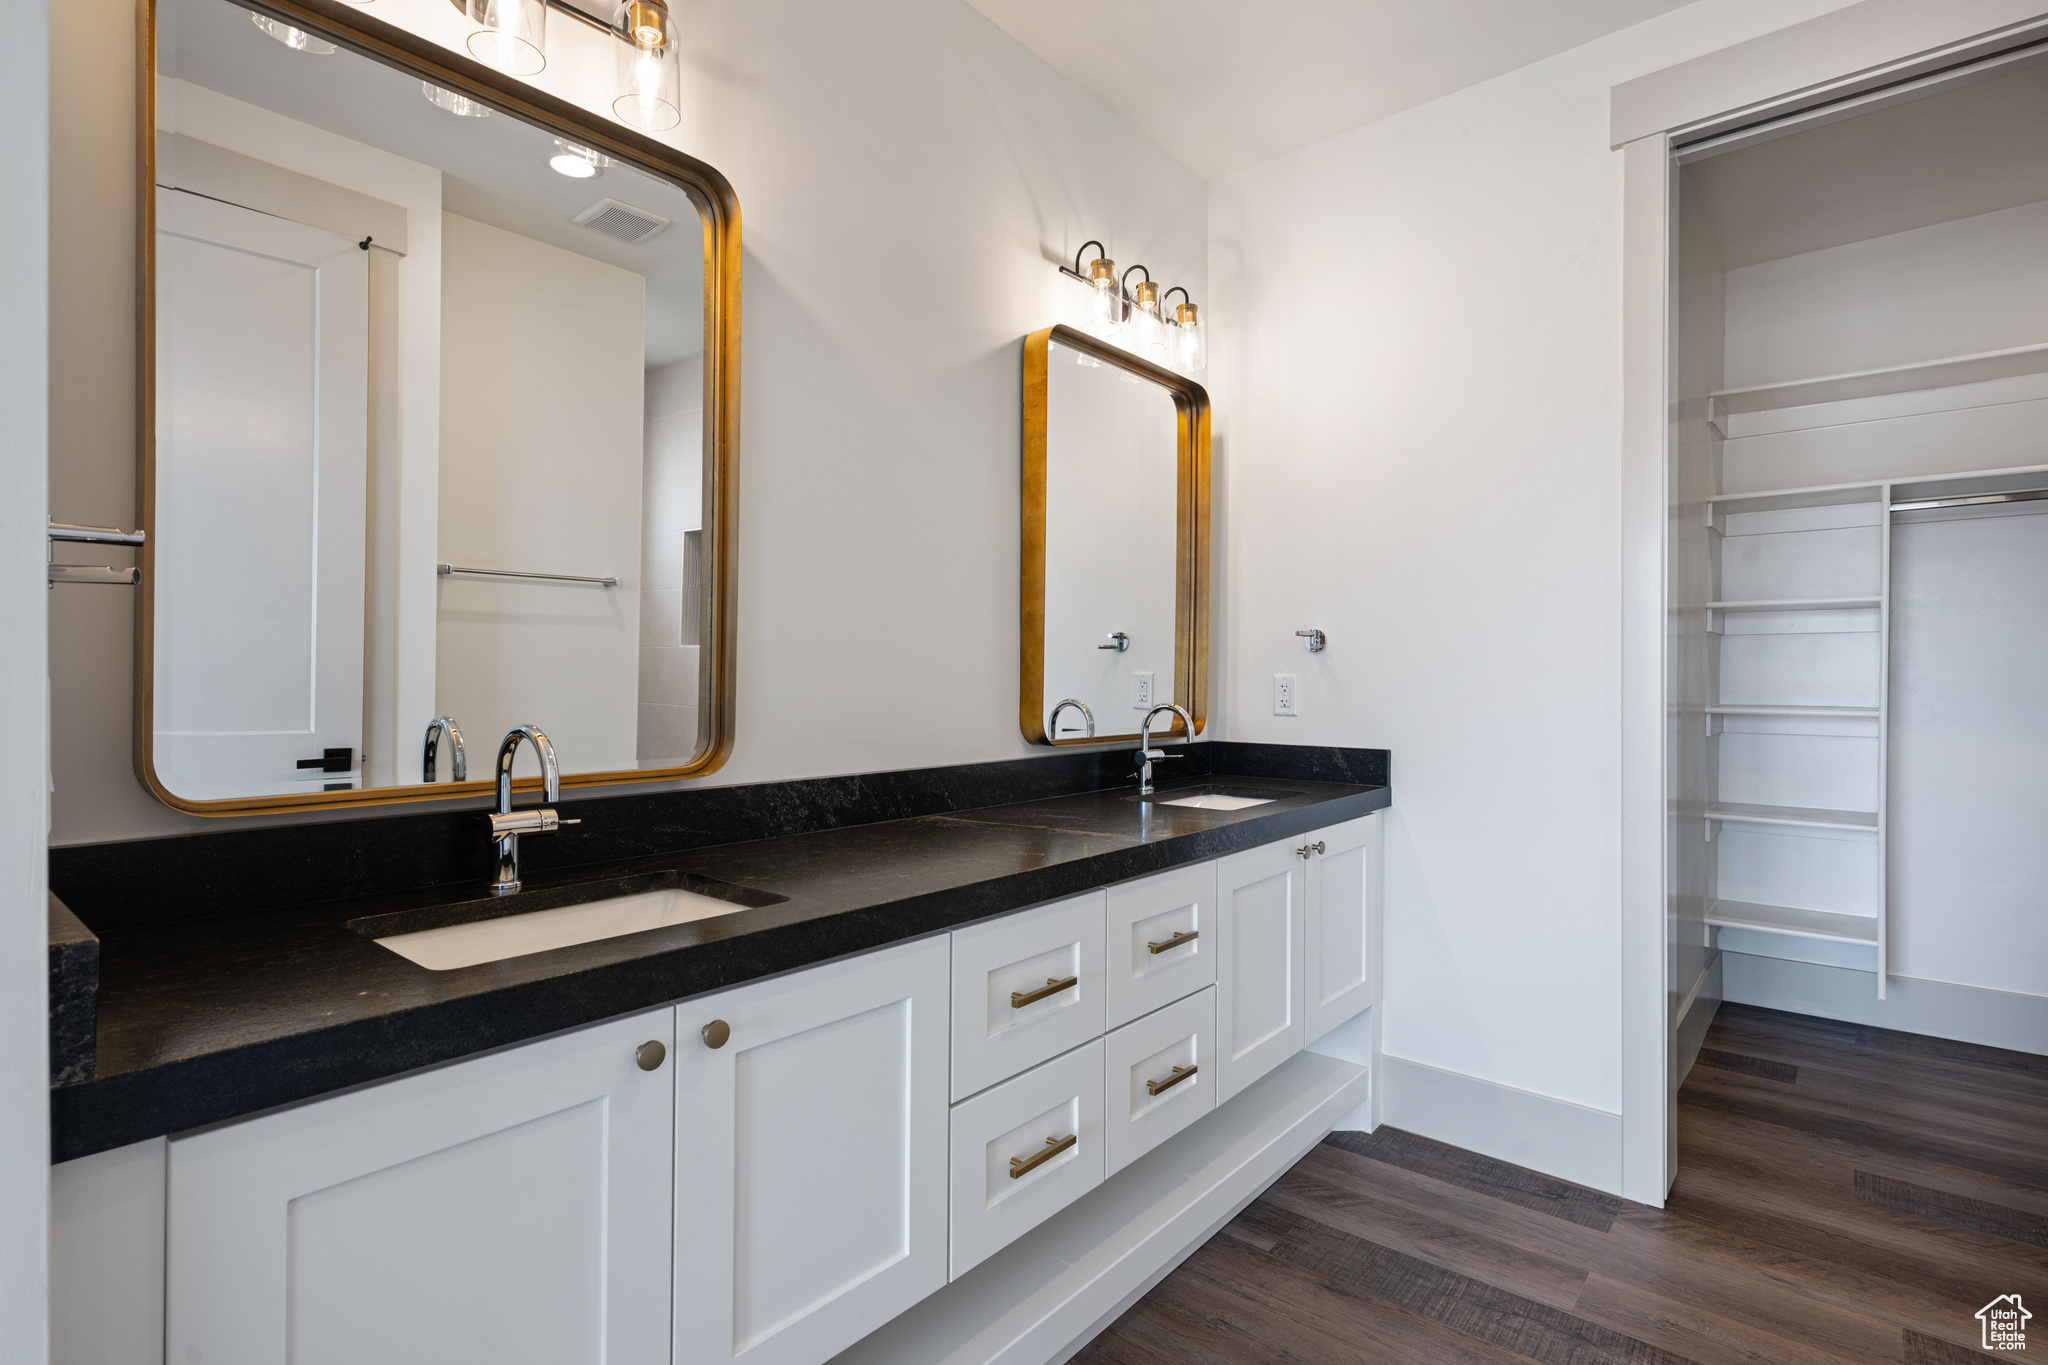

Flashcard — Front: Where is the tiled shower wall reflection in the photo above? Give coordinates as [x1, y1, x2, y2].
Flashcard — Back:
[639, 356, 704, 765]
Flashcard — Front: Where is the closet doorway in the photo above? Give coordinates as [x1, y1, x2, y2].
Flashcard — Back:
[1667, 50, 2048, 1092]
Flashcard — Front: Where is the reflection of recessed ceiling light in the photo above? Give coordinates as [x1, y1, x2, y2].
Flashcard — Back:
[549, 139, 610, 179]
[251, 11, 336, 52]
[422, 82, 492, 117]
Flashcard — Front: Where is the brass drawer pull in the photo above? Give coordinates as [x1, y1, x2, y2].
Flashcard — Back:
[1011, 975, 1078, 1008]
[1146, 1064, 1198, 1096]
[1009, 1133, 1077, 1178]
[1146, 929, 1198, 955]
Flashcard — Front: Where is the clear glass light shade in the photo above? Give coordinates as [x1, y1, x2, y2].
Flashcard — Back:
[613, 0, 681, 131]
[1174, 305, 1206, 372]
[1130, 281, 1165, 358]
[251, 12, 336, 53]
[422, 81, 493, 117]
[465, 0, 546, 76]
[549, 138, 609, 178]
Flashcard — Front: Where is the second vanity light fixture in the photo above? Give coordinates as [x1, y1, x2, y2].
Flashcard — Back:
[1059, 241, 1206, 374]
[440, 0, 681, 131]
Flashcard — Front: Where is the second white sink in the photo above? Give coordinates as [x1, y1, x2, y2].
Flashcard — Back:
[374, 887, 755, 971]
[1152, 792, 1274, 810]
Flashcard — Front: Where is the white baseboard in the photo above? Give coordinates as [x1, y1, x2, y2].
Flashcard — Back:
[1675, 956, 1724, 1087]
[1378, 1055, 1623, 1195]
[829, 1052, 1370, 1365]
[1724, 952, 2048, 1056]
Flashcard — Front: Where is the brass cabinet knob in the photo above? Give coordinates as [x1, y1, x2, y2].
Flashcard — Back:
[702, 1019, 731, 1049]
[635, 1040, 667, 1071]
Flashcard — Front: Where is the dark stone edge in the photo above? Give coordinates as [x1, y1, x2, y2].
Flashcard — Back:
[48, 894, 97, 1087]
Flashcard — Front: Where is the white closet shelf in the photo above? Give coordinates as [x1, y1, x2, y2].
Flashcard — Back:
[1711, 462, 2048, 512]
[1707, 342, 2048, 436]
[1705, 704, 1879, 719]
[1706, 597, 1881, 612]
[1707, 801, 1878, 831]
[1706, 899, 1879, 946]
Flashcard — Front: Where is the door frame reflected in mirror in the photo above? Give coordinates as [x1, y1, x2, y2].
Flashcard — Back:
[1020, 323, 1209, 748]
[135, 0, 741, 814]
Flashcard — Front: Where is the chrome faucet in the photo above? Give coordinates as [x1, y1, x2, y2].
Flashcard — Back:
[1048, 697, 1095, 740]
[488, 725, 579, 895]
[1135, 702, 1194, 794]
[422, 715, 467, 783]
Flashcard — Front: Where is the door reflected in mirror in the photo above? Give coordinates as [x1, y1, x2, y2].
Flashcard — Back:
[146, 0, 731, 806]
[1022, 325, 1208, 747]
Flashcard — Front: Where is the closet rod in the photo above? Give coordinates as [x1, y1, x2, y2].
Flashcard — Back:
[1890, 487, 2048, 512]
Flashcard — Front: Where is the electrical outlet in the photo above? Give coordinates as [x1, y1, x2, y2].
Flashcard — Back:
[1274, 673, 1298, 716]
[1133, 671, 1154, 709]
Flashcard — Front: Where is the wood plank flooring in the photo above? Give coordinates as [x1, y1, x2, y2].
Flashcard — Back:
[1073, 1003, 2048, 1363]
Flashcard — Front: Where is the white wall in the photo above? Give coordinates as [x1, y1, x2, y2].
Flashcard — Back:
[0, 0, 50, 1346]
[48, 0, 1205, 845]
[639, 356, 704, 765]
[1206, 0, 1857, 1184]
[1041, 346, 1180, 734]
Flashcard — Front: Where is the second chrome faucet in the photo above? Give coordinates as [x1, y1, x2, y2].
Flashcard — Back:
[488, 724, 579, 895]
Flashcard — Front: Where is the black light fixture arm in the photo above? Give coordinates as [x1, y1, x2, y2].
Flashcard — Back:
[1071, 239, 1107, 275]
[1163, 285, 1191, 310]
[1120, 262, 1152, 295]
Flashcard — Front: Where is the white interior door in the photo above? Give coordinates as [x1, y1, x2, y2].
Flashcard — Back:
[166, 1009, 676, 1365]
[154, 185, 368, 799]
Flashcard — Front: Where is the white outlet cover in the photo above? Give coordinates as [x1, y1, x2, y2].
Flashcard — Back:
[1133, 671, 1154, 709]
[1275, 673, 1298, 716]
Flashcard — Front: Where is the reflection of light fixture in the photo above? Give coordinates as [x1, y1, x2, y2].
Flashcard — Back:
[549, 139, 609, 178]
[464, 0, 546, 75]
[422, 81, 493, 116]
[251, 11, 335, 52]
[612, 0, 681, 130]
[1166, 288, 1205, 372]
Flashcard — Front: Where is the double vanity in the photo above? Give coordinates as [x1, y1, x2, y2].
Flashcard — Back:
[50, 751, 1387, 1365]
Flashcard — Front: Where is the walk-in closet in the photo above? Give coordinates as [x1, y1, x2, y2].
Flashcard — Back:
[1670, 53, 2048, 1063]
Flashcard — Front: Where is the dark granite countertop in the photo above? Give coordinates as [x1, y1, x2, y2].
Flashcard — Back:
[52, 771, 1387, 1160]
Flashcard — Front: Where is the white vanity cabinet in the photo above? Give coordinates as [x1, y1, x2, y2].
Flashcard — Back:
[1304, 814, 1383, 1044]
[673, 935, 952, 1365]
[165, 1008, 677, 1365]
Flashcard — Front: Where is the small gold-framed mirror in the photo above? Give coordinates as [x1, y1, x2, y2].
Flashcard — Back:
[138, 0, 739, 813]
[1021, 324, 1209, 746]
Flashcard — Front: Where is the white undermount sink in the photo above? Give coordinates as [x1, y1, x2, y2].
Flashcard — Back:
[1151, 792, 1274, 810]
[368, 884, 766, 971]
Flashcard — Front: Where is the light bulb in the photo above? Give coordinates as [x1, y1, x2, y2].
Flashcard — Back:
[1175, 302, 1205, 372]
[1087, 257, 1121, 335]
[549, 139, 608, 178]
[422, 82, 492, 117]
[251, 12, 336, 53]
[613, 0, 681, 129]
[1131, 279, 1165, 358]
[465, 0, 546, 76]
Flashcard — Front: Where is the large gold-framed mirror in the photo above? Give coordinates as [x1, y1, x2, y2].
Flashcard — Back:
[1021, 324, 1209, 747]
[137, 0, 739, 813]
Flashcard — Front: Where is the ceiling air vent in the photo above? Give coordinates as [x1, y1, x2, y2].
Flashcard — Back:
[571, 198, 671, 245]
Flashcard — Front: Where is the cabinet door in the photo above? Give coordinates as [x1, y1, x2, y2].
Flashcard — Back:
[1104, 863, 1215, 1030]
[675, 935, 950, 1365]
[1213, 838, 1307, 1104]
[1305, 812, 1383, 1043]
[167, 1009, 675, 1365]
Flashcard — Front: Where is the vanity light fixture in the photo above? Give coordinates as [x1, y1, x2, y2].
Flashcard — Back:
[549, 139, 610, 178]
[422, 81, 492, 116]
[462, 0, 546, 76]
[1061, 241, 1124, 337]
[1127, 272, 1166, 361]
[251, 11, 335, 53]
[613, 0, 681, 131]
[1058, 241, 1208, 371]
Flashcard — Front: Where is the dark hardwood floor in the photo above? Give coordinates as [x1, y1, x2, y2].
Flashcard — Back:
[1075, 1003, 2048, 1363]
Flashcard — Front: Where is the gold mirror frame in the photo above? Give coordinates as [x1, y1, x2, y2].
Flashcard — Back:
[1021, 323, 1209, 747]
[135, 0, 740, 814]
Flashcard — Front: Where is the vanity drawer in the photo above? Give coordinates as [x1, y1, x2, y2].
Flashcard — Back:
[1102, 987, 1216, 1178]
[1104, 863, 1216, 1030]
[947, 1040, 1104, 1280]
[950, 892, 1106, 1100]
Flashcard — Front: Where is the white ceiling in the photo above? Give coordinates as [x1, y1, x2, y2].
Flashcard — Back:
[962, 0, 1698, 180]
